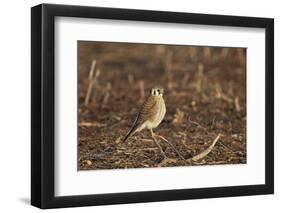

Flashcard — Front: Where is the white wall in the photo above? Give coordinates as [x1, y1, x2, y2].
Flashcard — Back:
[0, 0, 279, 212]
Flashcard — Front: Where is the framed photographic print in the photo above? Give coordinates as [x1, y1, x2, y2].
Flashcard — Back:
[31, 3, 274, 209]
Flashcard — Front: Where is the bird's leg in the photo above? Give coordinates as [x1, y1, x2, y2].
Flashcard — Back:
[154, 133, 185, 160]
[150, 129, 167, 159]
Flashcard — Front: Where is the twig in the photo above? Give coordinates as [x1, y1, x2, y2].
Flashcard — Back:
[79, 121, 106, 127]
[203, 160, 226, 165]
[215, 83, 232, 103]
[88, 60, 96, 80]
[84, 59, 100, 106]
[155, 135, 186, 160]
[188, 116, 207, 130]
[102, 82, 112, 108]
[234, 96, 241, 112]
[128, 73, 135, 85]
[84, 68, 100, 106]
[141, 138, 154, 142]
[139, 147, 158, 151]
[221, 94, 233, 103]
[188, 134, 221, 161]
[219, 141, 234, 152]
[112, 114, 121, 121]
[84, 60, 96, 106]
[157, 158, 177, 167]
[211, 116, 216, 128]
[181, 73, 190, 87]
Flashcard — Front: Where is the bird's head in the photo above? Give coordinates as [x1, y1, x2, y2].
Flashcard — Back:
[150, 86, 164, 96]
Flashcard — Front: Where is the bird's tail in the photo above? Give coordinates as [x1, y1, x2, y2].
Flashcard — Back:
[123, 125, 138, 143]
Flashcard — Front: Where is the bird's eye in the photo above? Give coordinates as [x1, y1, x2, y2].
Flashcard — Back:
[157, 89, 160, 93]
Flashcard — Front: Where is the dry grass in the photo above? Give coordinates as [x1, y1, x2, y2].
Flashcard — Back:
[78, 42, 246, 170]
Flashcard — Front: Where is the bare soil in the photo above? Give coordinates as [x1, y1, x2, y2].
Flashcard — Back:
[78, 42, 246, 170]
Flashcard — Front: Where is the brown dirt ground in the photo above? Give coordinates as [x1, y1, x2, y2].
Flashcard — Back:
[78, 41, 246, 170]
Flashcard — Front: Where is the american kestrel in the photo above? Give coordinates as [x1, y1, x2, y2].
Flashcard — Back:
[123, 86, 167, 157]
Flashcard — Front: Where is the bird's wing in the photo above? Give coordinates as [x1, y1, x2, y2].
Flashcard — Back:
[123, 96, 158, 143]
[135, 96, 158, 126]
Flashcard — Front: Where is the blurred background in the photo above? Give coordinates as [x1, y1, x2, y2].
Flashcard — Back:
[78, 41, 246, 170]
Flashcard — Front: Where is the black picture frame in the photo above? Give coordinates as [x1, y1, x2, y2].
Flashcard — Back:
[31, 3, 274, 209]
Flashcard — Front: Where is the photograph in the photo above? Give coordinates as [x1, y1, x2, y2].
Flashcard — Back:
[30, 3, 274, 209]
[77, 41, 246, 170]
